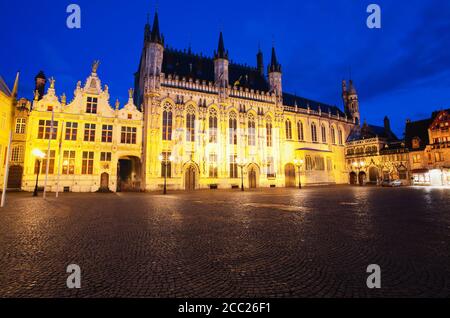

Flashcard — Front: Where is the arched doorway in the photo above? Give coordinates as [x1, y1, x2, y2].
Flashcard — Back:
[285, 163, 296, 188]
[117, 156, 141, 192]
[349, 172, 357, 185]
[100, 172, 109, 191]
[248, 164, 259, 189]
[358, 171, 366, 186]
[369, 167, 379, 184]
[184, 164, 196, 191]
[7, 165, 23, 189]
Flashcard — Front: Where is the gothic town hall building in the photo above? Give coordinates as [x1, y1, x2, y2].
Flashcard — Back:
[16, 13, 358, 192]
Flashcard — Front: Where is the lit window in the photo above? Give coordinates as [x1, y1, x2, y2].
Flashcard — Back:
[229, 155, 238, 178]
[162, 103, 173, 141]
[160, 151, 172, 178]
[62, 151, 76, 175]
[248, 115, 256, 146]
[297, 121, 304, 141]
[82, 151, 94, 174]
[266, 120, 273, 147]
[11, 146, 24, 162]
[209, 153, 218, 178]
[100, 152, 112, 162]
[186, 109, 196, 142]
[229, 112, 237, 145]
[35, 150, 55, 174]
[285, 120, 292, 140]
[209, 109, 218, 143]
[311, 123, 318, 142]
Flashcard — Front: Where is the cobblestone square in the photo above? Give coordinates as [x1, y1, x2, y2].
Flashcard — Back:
[0, 186, 449, 298]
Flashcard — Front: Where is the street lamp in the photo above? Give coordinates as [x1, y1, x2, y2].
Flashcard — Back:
[159, 153, 174, 195]
[32, 149, 46, 197]
[293, 158, 304, 189]
[236, 157, 247, 191]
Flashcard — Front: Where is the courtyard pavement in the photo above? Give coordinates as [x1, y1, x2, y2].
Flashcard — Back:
[0, 186, 449, 298]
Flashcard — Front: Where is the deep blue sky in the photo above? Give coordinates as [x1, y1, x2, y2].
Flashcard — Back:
[1, 0, 450, 137]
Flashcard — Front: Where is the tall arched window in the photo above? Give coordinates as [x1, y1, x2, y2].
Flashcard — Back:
[229, 111, 237, 145]
[162, 102, 173, 141]
[266, 118, 273, 147]
[186, 106, 196, 142]
[285, 120, 292, 140]
[338, 128, 343, 145]
[209, 108, 218, 143]
[248, 114, 256, 146]
[321, 124, 327, 143]
[331, 126, 336, 144]
[297, 121, 304, 141]
[311, 122, 318, 142]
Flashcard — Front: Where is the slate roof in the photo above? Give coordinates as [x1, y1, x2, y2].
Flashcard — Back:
[0, 76, 11, 96]
[347, 123, 399, 142]
[282, 92, 346, 117]
[404, 119, 432, 151]
[162, 48, 270, 92]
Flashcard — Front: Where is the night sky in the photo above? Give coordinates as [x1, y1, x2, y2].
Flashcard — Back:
[1, 0, 449, 137]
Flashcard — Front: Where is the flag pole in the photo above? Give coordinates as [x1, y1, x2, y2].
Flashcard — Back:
[43, 108, 54, 199]
[1, 131, 13, 207]
[55, 121, 64, 198]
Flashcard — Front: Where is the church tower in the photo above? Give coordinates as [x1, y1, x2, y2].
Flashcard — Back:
[214, 32, 229, 90]
[268, 46, 282, 99]
[257, 47, 264, 76]
[342, 79, 360, 125]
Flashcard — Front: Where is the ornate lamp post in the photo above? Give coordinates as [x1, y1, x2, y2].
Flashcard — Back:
[32, 149, 46, 197]
[293, 158, 304, 189]
[159, 153, 174, 195]
[236, 157, 247, 191]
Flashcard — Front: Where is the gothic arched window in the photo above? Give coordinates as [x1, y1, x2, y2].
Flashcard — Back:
[285, 119, 292, 140]
[229, 111, 237, 145]
[321, 124, 327, 143]
[248, 114, 256, 146]
[162, 102, 173, 141]
[209, 108, 218, 143]
[186, 106, 196, 142]
[338, 128, 343, 145]
[266, 118, 273, 147]
[311, 122, 318, 143]
[331, 126, 336, 144]
[297, 121, 304, 141]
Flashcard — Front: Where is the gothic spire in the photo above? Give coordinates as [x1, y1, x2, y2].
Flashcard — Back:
[150, 11, 163, 45]
[268, 46, 281, 73]
[215, 32, 228, 59]
[144, 13, 151, 42]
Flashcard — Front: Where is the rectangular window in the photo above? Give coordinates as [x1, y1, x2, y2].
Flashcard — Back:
[65, 122, 78, 141]
[15, 118, 26, 134]
[229, 155, 238, 178]
[209, 153, 218, 178]
[186, 114, 195, 142]
[160, 151, 172, 178]
[11, 146, 24, 162]
[121, 126, 137, 144]
[82, 151, 94, 174]
[34, 150, 56, 174]
[435, 152, 444, 162]
[209, 116, 217, 143]
[102, 125, 113, 143]
[100, 152, 112, 162]
[84, 123, 96, 142]
[305, 156, 313, 171]
[413, 154, 421, 164]
[327, 157, 333, 171]
[62, 150, 76, 175]
[248, 121, 256, 146]
[86, 97, 98, 114]
[37, 120, 58, 139]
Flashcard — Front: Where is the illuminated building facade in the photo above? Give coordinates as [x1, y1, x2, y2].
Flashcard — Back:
[16, 12, 358, 193]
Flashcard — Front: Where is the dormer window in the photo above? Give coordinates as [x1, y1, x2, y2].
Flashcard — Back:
[86, 97, 98, 114]
[412, 137, 421, 149]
